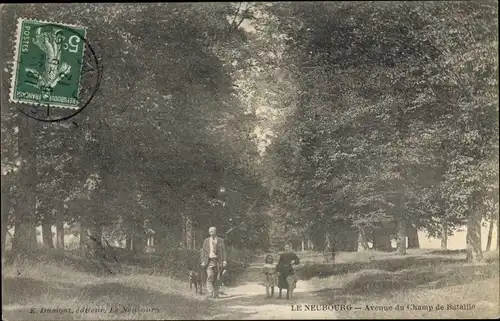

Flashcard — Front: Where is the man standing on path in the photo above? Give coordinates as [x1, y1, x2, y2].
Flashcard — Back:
[200, 226, 227, 299]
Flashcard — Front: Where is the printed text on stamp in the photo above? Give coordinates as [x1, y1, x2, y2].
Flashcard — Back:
[11, 18, 87, 109]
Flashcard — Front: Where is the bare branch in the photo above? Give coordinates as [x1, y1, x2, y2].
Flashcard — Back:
[229, 2, 243, 29]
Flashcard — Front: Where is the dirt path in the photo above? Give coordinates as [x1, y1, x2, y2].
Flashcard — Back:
[203, 257, 336, 320]
[2, 254, 337, 321]
[199, 253, 500, 320]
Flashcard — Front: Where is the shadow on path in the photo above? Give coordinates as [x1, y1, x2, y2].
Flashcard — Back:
[3, 276, 222, 320]
[297, 256, 466, 280]
[3, 252, 498, 320]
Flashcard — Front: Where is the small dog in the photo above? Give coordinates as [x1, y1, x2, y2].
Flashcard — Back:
[188, 270, 202, 294]
[285, 275, 297, 299]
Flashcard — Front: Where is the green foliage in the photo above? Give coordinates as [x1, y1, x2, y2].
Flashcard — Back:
[2, 3, 271, 251]
[2, 2, 497, 256]
[262, 1, 498, 238]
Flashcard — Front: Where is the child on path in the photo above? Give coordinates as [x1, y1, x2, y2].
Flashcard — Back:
[262, 254, 278, 298]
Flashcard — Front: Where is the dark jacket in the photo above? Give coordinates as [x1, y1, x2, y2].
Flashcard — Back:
[200, 236, 227, 271]
[277, 251, 300, 274]
[277, 251, 300, 288]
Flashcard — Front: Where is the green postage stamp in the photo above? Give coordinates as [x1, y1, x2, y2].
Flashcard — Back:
[10, 18, 87, 109]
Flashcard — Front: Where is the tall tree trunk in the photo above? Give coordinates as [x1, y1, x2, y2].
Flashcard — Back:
[80, 219, 102, 257]
[348, 230, 359, 252]
[407, 226, 419, 249]
[185, 215, 193, 250]
[91, 222, 103, 250]
[358, 227, 370, 251]
[173, 224, 183, 248]
[11, 220, 37, 254]
[126, 235, 132, 250]
[332, 223, 352, 251]
[301, 239, 305, 251]
[466, 195, 483, 262]
[56, 218, 64, 250]
[132, 229, 146, 253]
[29, 224, 37, 246]
[441, 218, 448, 250]
[485, 220, 494, 252]
[325, 231, 335, 261]
[307, 238, 314, 250]
[180, 214, 186, 249]
[497, 220, 500, 250]
[1, 186, 7, 305]
[372, 228, 392, 251]
[154, 234, 160, 253]
[396, 219, 407, 255]
[155, 228, 168, 254]
[11, 116, 39, 256]
[325, 231, 332, 250]
[41, 216, 54, 249]
[1, 187, 9, 257]
[1, 217, 7, 257]
[335, 227, 355, 252]
[81, 219, 102, 257]
[124, 217, 134, 250]
[79, 220, 86, 252]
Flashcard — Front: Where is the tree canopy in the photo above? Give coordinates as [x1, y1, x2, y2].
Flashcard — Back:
[1, 2, 498, 262]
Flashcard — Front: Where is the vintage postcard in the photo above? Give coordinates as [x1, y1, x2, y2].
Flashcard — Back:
[1, 2, 498, 320]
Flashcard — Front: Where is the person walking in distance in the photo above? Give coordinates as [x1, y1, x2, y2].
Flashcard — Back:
[200, 227, 227, 299]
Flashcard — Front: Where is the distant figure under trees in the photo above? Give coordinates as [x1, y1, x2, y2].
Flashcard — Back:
[323, 239, 335, 263]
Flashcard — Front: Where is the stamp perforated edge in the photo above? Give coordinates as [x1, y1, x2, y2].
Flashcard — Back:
[8, 17, 89, 110]
[8, 17, 23, 107]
